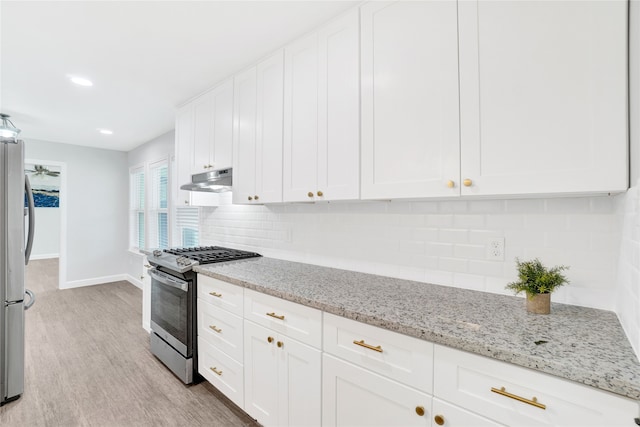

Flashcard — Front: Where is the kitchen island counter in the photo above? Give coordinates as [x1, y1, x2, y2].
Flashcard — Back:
[194, 257, 640, 401]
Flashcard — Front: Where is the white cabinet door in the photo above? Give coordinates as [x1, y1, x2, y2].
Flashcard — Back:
[277, 333, 321, 427]
[317, 8, 360, 201]
[244, 320, 279, 426]
[322, 354, 432, 427]
[232, 66, 258, 205]
[175, 104, 193, 206]
[360, 1, 460, 200]
[283, 32, 319, 202]
[233, 51, 284, 205]
[458, 0, 628, 196]
[141, 256, 151, 332]
[244, 320, 322, 427]
[432, 398, 506, 427]
[211, 78, 234, 170]
[255, 51, 284, 204]
[190, 91, 214, 175]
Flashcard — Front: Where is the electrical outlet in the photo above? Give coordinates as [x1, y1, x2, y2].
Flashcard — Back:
[486, 237, 505, 261]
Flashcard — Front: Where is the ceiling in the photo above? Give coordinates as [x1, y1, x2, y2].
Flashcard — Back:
[0, 1, 357, 152]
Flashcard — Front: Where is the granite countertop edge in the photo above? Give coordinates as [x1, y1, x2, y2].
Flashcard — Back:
[193, 261, 640, 401]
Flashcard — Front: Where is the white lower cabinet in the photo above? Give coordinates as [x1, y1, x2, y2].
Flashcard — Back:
[194, 278, 640, 427]
[322, 354, 432, 427]
[244, 319, 321, 427]
[432, 398, 506, 427]
[433, 345, 639, 426]
[199, 338, 244, 409]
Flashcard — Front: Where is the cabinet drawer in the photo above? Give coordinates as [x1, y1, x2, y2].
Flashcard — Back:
[244, 289, 322, 348]
[434, 345, 639, 426]
[197, 275, 243, 316]
[198, 338, 244, 409]
[323, 313, 433, 393]
[197, 299, 243, 362]
[322, 353, 432, 427]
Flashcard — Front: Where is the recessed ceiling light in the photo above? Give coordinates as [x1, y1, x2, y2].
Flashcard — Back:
[69, 76, 93, 87]
[98, 129, 113, 135]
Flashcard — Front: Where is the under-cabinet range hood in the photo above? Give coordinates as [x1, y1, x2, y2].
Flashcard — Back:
[180, 168, 232, 193]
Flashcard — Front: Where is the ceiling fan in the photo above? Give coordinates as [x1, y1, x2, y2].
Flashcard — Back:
[26, 165, 60, 177]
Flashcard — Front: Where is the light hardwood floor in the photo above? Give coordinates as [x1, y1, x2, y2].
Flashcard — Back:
[0, 259, 258, 427]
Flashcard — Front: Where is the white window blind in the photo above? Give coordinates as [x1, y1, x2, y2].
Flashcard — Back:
[148, 160, 169, 249]
[129, 167, 145, 249]
[174, 207, 199, 248]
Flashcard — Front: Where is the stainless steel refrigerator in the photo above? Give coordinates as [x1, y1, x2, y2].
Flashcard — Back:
[0, 138, 35, 405]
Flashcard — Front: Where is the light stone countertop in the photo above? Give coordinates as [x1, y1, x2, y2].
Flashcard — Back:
[194, 257, 640, 401]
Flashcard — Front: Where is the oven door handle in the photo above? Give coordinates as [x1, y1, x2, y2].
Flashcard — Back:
[149, 269, 189, 292]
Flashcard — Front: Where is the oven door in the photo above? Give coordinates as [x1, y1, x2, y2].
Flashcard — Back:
[149, 268, 192, 357]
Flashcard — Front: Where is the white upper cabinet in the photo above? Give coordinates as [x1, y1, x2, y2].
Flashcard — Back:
[175, 104, 193, 206]
[360, 1, 461, 200]
[283, 9, 360, 202]
[233, 51, 284, 205]
[458, 0, 628, 196]
[190, 79, 234, 175]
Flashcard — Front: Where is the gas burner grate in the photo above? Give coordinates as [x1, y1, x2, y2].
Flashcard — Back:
[163, 246, 261, 264]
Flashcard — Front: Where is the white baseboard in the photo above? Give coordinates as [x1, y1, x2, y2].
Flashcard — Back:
[62, 274, 128, 289]
[125, 274, 144, 290]
[30, 253, 59, 260]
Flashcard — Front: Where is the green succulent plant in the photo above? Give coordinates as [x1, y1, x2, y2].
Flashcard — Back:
[506, 258, 569, 298]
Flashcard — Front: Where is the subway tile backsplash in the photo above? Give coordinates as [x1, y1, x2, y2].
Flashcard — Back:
[201, 194, 623, 313]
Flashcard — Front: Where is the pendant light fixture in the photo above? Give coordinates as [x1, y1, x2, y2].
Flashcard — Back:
[0, 114, 21, 141]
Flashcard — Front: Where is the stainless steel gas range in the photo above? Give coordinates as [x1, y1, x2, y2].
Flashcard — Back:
[142, 246, 261, 384]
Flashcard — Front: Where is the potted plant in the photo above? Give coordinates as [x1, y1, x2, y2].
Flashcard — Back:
[506, 258, 569, 314]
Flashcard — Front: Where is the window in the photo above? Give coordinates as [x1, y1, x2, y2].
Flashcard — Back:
[148, 160, 169, 249]
[129, 166, 145, 250]
[174, 207, 199, 247]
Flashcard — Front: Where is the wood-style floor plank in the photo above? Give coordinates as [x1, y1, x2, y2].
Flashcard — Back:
[0, 259, 258, 427]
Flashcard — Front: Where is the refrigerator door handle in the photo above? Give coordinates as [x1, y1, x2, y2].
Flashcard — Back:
[24, 174, 35, 265]
[24, 289, 35, 310]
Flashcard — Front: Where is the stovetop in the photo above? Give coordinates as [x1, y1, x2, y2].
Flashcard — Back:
[164, 246, 262, 264]
[142, 246, 261, 274]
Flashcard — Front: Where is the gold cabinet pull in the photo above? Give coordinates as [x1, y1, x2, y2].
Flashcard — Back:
[266, 312, 285, 320]
[491, 387, 546, 410]
[307, 191, 314, 198]
[446, 180, 455, 188]
[463, 178, 473, 187]
[209, 292, 222, 298]
[317, 190, 323, 197]
[277, 341, 284, 348]
[254, 195, 259, 200]
[210, 367, 223, 376]
[267, 336, 274, 343]
[248, 196, 253, 201]
[209, 325, 222, 333]
[415, 406, 425, 416]
[434, 414, 445, 425]
[353, 340, 383, 353]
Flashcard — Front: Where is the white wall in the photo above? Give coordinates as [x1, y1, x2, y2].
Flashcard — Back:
[25, 138, 129, 287]
[201, 193, 620, 310]
[30, 208, 60, 259]
[125, 130, 175, 287]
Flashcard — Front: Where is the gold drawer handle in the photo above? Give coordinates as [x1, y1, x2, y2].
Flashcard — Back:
[491, 387, 546, 410]
[210, 367, 223, 376]
[353, 340, 383, 353]
[209, 292, 222, 298]
[209, 325, 222, 333]
[266, 312, 285, 321]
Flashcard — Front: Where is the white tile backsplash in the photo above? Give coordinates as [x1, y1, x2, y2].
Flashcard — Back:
[201, 195, 624, 313]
